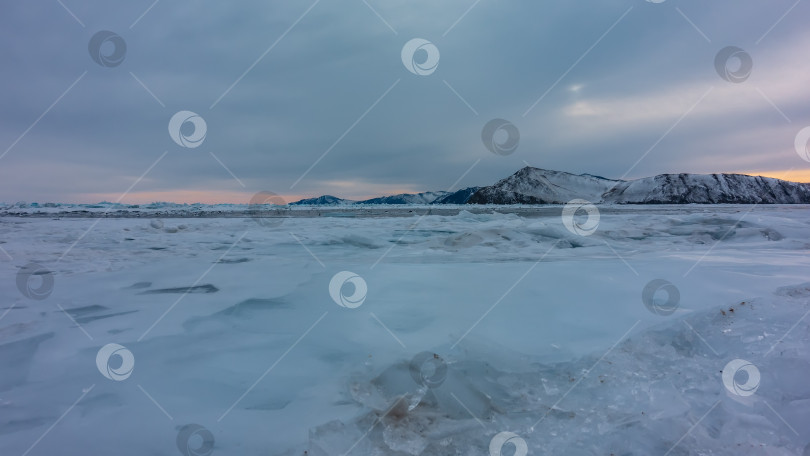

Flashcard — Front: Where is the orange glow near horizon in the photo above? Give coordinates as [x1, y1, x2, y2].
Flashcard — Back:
[76, 190, 302, 205]
[740, 169, 810, 183]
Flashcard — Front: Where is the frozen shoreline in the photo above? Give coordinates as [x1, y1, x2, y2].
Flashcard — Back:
[2, 203, 809, 219]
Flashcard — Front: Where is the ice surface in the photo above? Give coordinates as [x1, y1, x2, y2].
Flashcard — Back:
[0, 205, 808, 455]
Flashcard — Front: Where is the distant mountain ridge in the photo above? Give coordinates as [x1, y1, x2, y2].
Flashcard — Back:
[602, 173, 810, 204]
[433, 187, 481, 204]
[466, 167, 622, 204]
[290, 187, 480, 205]
[357, 191, 450, 205]
[468, 167, 810, 204]
[290, 167, 810, 205]
[289, 195, 356, 206]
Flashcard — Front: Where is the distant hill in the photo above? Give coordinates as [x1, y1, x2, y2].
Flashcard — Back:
[433, 187, 481, 204]
[290, 187, 481, 205]
[467, 167, 810, 204]
[467, 167, 621, 204]
[601, 173, 810, 204]
[289, 195, 355, 206]
[357, 191, 450, 205]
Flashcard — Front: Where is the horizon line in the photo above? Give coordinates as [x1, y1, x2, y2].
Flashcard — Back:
[4, 168, 808, 206]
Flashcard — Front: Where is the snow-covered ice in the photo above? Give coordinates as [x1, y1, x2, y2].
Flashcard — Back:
[0, 205, 809, 455]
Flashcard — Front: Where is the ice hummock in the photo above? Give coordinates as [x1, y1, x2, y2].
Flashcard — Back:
[306, 284, 810, 455]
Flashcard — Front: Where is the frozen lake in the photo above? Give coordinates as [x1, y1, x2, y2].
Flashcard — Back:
[1, 205, 809, 455]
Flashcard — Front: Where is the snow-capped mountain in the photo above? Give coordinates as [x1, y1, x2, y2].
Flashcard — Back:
[289, 195, 355, 206]
[287, 167, 810, 206]
[467, 167, 810, 204]
[467, 167, 622, 204]
[291, 188, 481, 205]
[356, 191, 449, 205]
[602, 173, 810, 204]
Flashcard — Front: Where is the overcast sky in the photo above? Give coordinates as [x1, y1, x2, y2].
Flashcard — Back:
[1, 0, 809, 203]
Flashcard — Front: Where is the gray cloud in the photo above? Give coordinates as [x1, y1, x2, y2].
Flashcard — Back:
[1, 0, 808, 203]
